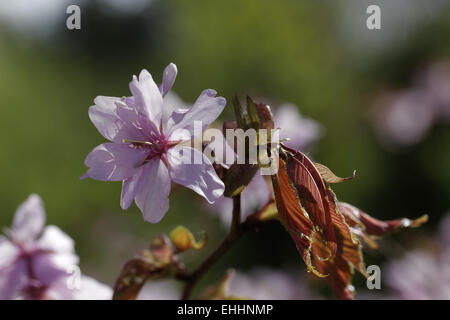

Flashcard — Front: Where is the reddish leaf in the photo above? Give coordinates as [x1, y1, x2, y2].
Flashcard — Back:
[254, 102, 275, 131]
[309, 189, 365, 300]
[271, 159, 325, 277]
[311, 233, 356, 300]
[273, 145, 365, 299]
[272, 144, 426, 299]
[113, 235, 177, 300]
[281, 145, 338, 256]
[310, 218, 365, 300]
[338, 202, 428, 246]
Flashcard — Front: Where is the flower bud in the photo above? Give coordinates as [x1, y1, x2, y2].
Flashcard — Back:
[169, 226, 207, 252]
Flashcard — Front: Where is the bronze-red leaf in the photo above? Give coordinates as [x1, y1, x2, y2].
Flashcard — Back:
[271, 158, 325, 277]
[113, 235, 176, 300]
[338, 202, 428, 240]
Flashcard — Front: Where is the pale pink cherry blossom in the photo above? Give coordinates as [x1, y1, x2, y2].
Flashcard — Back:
[83, 63, 226, 223]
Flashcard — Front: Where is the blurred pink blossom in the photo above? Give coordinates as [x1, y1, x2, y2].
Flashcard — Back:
[372, 89, 435, 146]
[385, 213, 450, 299]
[209, 174, 272, 226]
[372, 61, 450, 147]
[0, 194, 111, 300]
[275, 104, 322, 150]
[422, 61, 450, 120]
[228, 268, 319, 300]
[137, 280, 181, 300]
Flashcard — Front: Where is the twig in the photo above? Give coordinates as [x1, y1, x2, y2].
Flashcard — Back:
[180, 195, 246, 300]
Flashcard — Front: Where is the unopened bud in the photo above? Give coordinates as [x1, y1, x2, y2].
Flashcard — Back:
[169, 226, 207, 252]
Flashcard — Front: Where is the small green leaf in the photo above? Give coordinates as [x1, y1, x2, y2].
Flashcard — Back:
[246, 96, 260, 129]
[314, 162, 356, 184]
[232, 93, 246, 129]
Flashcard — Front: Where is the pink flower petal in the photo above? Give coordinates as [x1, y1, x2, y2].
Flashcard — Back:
[159, 63, 177, 98]
[37, 226, 77, 262]
[120, 165, 148, 210]
[161, 92, 188, 133]
[115, 100, 159, 141]
[73, 276, 112, 300]
[0, 237, 18, 270]
[129, 69, 163, 129]
[32, 254, 71, 289]
[88, 96, 123, 142]
[0, 257, 27, 300]
[135, 159, 171, 223]
[83, 143, 147, 181]
[168, 146, 224, 204]
[12, 194, 45, 243]
[167, 89, 226, 140]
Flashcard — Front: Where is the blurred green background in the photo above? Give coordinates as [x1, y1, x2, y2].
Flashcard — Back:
[1, 0, 449, 298]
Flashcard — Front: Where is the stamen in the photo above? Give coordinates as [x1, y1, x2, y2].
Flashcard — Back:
[122, 139, 156, 146]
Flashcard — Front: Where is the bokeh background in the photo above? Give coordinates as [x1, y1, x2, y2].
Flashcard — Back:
[1, 0, 449, 299]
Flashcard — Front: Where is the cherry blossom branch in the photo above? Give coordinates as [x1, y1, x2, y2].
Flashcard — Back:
[179, 194, 262, 300]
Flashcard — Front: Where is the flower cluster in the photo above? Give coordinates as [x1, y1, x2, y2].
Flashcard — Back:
[0, 195, 111, 300]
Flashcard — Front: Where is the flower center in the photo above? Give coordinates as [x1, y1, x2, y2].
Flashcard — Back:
[123, 131, 179, 163]
[22, 279, 48, 300]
